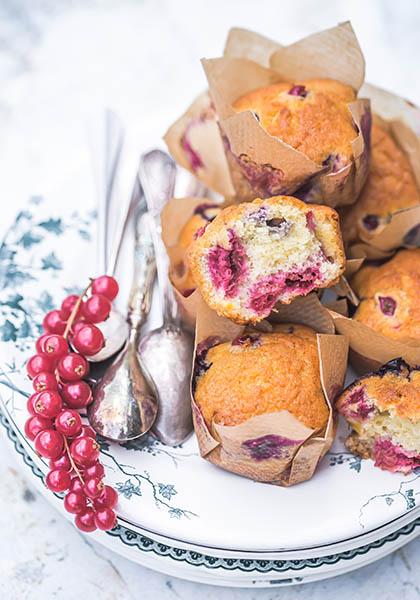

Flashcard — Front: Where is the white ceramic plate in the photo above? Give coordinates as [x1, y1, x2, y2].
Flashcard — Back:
[1, 194, 420, 559]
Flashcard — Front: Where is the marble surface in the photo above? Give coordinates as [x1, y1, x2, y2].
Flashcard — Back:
[1, 0, 420, 597]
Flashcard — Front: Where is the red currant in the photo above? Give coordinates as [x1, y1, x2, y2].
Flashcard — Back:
[70, 436, 100, 466]
[72, 324, 105, 356]
[75, 508, 97, 532]
[33, 390, 63, 419]
[94, 485, 118, 510]
[32, 372, 58, 393]
[27, 393, 41, 415]
[55, 409, 82, 437]
[26, 354, 56, 378]
[76, 425, 97, 439]
[84, 462, 105, 479]
[61, 294, 82, 319]
[24, 415, 53, 441]
[46, 468, 72, 493]
[34, 429, 64, 459]
[40, 334, 68, 359]
[94, 507, 117, 531]
[61, 381, 92, 409]
[92, 275, 119, 301]
[57, 353, 89, 381]
[71, 320, 87, 336]
[42, 310, 66, 334]
[49, 454, 72, 471]
[64, 490, 88, 514]
[69, 478, 84, 493]
[36, 333, 51, 354]
[83, 476, 105, 499]
[82, 294, 111, 323]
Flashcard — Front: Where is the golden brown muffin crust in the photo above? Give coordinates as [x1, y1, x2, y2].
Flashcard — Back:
[194, 324, 328, 430]
[233, 78, 357, 165]
[340, 124, 420, 244]
[352, 249, 420, 344]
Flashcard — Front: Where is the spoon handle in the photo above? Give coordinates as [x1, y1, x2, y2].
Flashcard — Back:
[139, 150, 178, 326]
[128, 210, 156, 331]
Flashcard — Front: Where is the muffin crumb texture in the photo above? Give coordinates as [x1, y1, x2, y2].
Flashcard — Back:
[337, 359, 420, 474]
[188, 195, 345, 323]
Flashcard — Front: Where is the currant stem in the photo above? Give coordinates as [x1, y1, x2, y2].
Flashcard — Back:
[63, 436, 85, 485]
[63, 280, 93, 339]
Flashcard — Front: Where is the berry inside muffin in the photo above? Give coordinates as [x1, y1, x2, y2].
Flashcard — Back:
[188, 195, 345, 323]
[233, 78, 357, 168]
[352, 249, 420, 344]
[340, 123, 420, 245]
[337, 359, 420, 474]
[194, 324, 328, 431]
[172, 202, 221, 296]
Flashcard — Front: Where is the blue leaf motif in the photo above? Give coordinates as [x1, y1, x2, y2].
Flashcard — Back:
[168, 508, 183, 519]
[41, 252, 62, 271]
[37, 291, 54, 313]
[3, 294, 24, 310]
[2, 265, 35, 288]
[404, 489, 416, 510]
[78, 230, 91, 241]
[115, 479, 142, 499]
[19, 231, 43, 249]
[0, 320, 18, 342]
[17, 318, 32, 339]
[38, 218, 63, 235]
[385, 497, 394, 506]
[158, 484, 177, 500]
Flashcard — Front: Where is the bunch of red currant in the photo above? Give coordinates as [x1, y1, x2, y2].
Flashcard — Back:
[24, 275, 119, 533]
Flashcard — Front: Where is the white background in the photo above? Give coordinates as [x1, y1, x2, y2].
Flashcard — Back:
[1, 1, 420, 598]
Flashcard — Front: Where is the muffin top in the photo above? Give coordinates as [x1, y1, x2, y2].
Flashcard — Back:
[194, 324, 328, 430]
[352, 249, 420, 344]
[340, 124, 420, 244]
[233, 78, 357, 166]
[178, 203, 221, 250]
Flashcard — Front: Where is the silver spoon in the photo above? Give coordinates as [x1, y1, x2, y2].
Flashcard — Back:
[87, 109, 130, 362]
[138, 149, 194, 447]
[88, 192, 159, 441]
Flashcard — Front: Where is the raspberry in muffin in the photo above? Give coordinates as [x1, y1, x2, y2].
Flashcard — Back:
[188, 195, 345, 323]
[194, 324, 328, 431]
[340, 124, 420, 245]
[352, 249, 420, 344]
[337, 358, 420, 474]
[233, 78, 358, 180]
[173, 202, 221, 296]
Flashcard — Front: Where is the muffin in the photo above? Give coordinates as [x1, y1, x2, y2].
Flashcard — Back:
[337, 358, 420, 474]
[188, 195, 345, 323]
[194, 324, 328, 431]
[233, 79, 358, 181]
[340, 124, 420, 245]
[172, 202, 221, 296]
[352, 249, 420, 344]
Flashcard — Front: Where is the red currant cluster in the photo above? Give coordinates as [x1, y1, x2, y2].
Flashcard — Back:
[24, 275, 120, 533]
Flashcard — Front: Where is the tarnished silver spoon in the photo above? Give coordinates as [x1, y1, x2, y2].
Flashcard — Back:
[138, 149, 194, 447]
[87, 183, 159, 441]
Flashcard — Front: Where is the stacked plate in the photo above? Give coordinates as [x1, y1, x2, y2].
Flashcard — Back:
[1, 194, 420, 588]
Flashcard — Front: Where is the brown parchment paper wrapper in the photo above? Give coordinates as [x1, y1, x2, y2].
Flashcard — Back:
[163, 92, 234, 197]
[161, 196, 221, 330]
[330, 309, 420, 374]
[191, 293, 348, 486]
[344, 89, 420, 256]
[332, 257, 365, 305]
[201, 22, 370, 207]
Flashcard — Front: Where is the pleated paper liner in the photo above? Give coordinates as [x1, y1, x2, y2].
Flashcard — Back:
[329, 308, 420, 374]
[191, 293, 348, 487]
